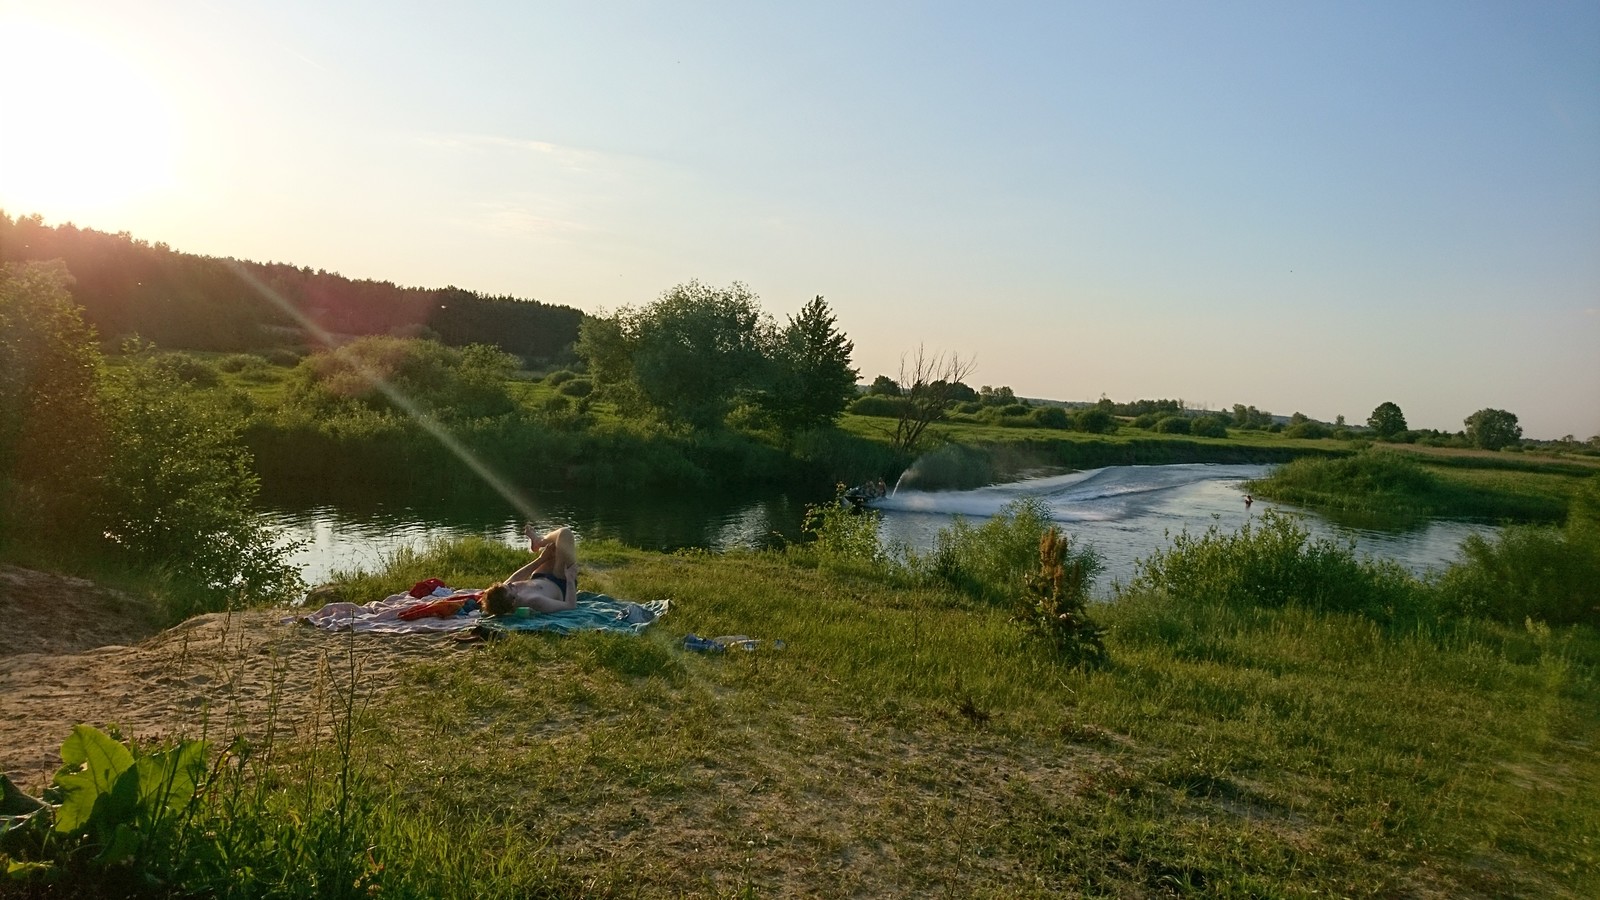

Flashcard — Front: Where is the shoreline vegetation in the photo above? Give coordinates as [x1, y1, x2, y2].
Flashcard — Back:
[4, 233, 1598, 895]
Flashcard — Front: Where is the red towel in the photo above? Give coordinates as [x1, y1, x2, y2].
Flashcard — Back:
[397, 597, 467, 621]
[407, 578, 448, 598]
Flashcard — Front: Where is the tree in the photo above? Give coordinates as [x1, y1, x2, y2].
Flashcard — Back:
[1465, 408, 1522, 450]
[867, 374, 902, 396]
[0, 260, 109, 543]
[764, 295, 858, 432]
[892, 346, 976, 455]
[1367, 401, 1407, 439]
[979, 385, 1016, 406]
[577, 281, 773, 430]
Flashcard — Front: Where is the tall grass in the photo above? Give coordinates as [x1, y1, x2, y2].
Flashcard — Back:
[1122, 510, 1433, 627]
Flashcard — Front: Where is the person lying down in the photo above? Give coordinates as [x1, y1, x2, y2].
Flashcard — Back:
[482, 525, 578, 616]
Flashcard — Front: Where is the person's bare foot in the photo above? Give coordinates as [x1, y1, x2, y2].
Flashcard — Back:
[524, 523, 540, 550]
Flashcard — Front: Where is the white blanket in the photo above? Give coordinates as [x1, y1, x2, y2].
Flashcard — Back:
[289, 592, 481, 634]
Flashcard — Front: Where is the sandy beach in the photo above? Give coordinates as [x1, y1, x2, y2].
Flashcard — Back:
[0, 565, 458, 794]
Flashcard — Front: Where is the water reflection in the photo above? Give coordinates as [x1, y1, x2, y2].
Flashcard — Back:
[265, 464, 1499, 589]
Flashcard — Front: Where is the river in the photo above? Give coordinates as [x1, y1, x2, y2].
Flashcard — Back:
[264, 463, 1498, 591]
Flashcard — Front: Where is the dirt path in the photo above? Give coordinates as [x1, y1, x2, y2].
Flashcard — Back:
[0, 565, 462, 793]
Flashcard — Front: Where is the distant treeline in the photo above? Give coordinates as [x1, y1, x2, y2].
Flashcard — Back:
[0, 212, 583, 363]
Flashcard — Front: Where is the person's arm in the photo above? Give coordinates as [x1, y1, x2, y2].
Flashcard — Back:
[503, 546, 548, 584]
[562, 563, 578, 608]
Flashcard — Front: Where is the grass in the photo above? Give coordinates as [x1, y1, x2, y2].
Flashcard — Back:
[362, 542, 1599, 896]
[1247, 448, 1593, 525]
[15, 532, 1593, 897]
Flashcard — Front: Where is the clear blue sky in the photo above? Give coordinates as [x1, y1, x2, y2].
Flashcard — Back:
[3, 0, 1596, 438]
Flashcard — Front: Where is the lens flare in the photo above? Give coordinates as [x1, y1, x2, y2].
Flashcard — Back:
[226, 262, 540, 523]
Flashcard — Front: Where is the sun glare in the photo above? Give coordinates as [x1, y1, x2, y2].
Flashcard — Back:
[0, 19, 181, 217]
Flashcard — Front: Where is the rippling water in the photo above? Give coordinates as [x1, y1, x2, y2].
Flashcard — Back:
[876, 463, 1498, 587]
[267, 463, 1498, 589]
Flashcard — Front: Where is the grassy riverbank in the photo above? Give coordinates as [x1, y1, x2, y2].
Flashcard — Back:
[9, 517, 1597, 897]
[1246, 447, 1599, 525]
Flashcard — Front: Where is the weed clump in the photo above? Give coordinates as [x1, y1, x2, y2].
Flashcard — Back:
[1014, 526, 1107, 667]
[1122, 511, 1430, 627]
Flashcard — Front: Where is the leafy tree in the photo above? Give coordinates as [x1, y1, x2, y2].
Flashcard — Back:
[1464, 408, 1522, 450]
[101, 354, 303, 616]
[585, 281, 774, 429]
[1230, 404, 1274, 429]
[0, 261, 109, 544]
[867, 375, 901, 396]
[764, 295, 858, 432]
[979, 385, 1016, 406]
[1367, 401, 1407, 439]
[941, 380, 979, 404]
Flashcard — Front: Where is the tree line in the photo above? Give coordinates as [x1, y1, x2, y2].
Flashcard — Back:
[0, 212, 583, 363]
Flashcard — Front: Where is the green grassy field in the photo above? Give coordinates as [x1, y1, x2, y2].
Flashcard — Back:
[14, 531, 1595, 898]
[245, 542, 1600, 897]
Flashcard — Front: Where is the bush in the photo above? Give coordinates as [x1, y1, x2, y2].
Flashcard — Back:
[214, 352, 264, 373]
[101, 358, 303, 618]
[1284, 420, 1331, 439]
[1434, 477, 1600, 627]
[543, 369, 577, 386]
[1132, 412, 1161, 430]
[1190, 414, 1228, 438]
[1154, 415, 1190, 434]
[1030, 406, 1070, 429]
[848, 394, 906, 418]
[264, 347, 304, 367]
[798, 486, 885, 569]
[149, 351, 221, 387]
[907, 498, 1054, 606]
[1120, 511, 1430, 626]
[557, 377, 593, 398]
[1072, 407, 1117, 434]
[1435, 526, 1600, 627]
[285, 336, 518, 421]
[1248, 450, 1436, 518]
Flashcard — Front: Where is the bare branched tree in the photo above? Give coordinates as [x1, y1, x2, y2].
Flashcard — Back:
[892, 345, 976, 455]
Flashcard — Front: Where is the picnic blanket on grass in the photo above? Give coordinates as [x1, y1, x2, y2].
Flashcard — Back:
[293, 590, 666, 636]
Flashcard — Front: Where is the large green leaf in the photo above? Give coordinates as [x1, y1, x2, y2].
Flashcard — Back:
[52, 726, 133, 835]
[133, 739, 208, 821]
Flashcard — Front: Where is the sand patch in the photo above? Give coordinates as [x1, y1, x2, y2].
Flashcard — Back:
[0, 565, 465, 793]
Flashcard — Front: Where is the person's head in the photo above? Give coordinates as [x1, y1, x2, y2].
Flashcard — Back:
[482, 581, 514, 616]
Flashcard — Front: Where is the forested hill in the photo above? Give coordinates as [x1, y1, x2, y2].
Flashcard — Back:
[0, 212, 583, 363]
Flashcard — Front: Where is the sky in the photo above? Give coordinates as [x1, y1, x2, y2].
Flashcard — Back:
[2, 1, 1596, 439]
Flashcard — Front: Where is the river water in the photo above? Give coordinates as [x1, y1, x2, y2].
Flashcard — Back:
[265, 463, 1498, 591]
